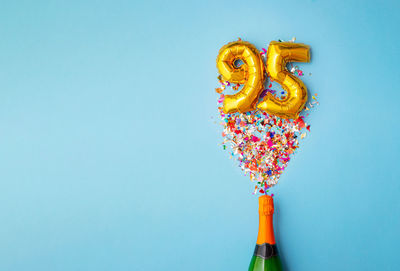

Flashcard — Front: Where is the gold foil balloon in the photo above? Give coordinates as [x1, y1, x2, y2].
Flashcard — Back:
[216, 41, 265, 114]
[257, 41, 310, 119]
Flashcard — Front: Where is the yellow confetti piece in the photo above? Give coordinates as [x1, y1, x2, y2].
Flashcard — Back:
[301, 133, 307, 139]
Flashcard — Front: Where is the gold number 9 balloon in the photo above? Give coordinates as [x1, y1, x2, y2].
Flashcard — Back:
[216, 41, 265, 113]
[216, 40, 310, 119]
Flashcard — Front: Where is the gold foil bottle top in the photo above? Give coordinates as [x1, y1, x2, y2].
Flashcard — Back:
[258, 195, 274, 216]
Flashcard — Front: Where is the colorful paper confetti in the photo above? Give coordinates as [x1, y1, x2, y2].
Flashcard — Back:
[215, 40, 318, 195]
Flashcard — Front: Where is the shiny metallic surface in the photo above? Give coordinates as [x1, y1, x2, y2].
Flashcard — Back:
[257, 41, 310, 119]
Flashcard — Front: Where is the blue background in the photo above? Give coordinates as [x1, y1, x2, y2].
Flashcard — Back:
[0, 0, 399, 270]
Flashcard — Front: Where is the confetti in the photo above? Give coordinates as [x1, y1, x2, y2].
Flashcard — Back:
[215, 40, 318, 195]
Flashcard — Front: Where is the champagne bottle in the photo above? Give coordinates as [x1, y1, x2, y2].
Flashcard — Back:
[248, 195, 283, 271]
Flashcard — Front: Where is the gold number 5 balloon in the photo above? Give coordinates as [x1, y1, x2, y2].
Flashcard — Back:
[216, 40, 310, 119]
[257, 41, 310, 119]
[216, 41, 265, 114]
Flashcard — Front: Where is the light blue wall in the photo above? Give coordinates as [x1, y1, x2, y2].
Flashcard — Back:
[0, 0, 399, 270]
